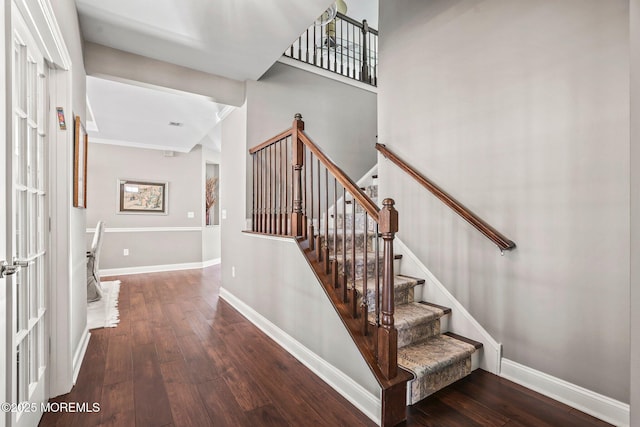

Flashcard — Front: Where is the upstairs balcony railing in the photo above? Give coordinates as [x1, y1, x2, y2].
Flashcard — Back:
[284, 12, 378, 86]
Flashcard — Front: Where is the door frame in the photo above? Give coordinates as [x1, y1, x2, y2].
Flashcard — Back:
[2, 1, 10, 427]
[8, 0, 74, 403]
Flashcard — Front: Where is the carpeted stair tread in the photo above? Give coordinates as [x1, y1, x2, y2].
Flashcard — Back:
[394, 302, 446, 347]
[353, 274, 419, 293]
[398, 335, 476, 377]
[394, 302, 445, 332]
[399, 335, 477, 403]
[357, 275, 421, 312]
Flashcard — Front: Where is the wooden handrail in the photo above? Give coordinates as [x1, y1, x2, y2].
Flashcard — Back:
[376, 143, 516, 251]
[248, 128, 293, 154]
[299, 131, 379, 222]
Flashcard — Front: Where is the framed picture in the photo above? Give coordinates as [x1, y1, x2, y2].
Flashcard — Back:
[73, 116, 88, 208]
[118, 180, 168, 214]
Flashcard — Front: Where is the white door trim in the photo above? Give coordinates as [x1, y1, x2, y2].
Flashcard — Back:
[10, 0, 74, 400]
[47, 66, 73, 397]
[1, 2, 10, 427]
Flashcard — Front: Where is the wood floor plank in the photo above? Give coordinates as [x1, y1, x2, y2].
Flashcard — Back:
[245, 404, 292, 427]
[159, 360, 213, 427]
[128, 291, 149, 322]
[132, 343, 173, 426]
[412, 398, 483, 427]
[102, 334, 133, 386]
[154, 326, 183, 363]
[98, 381, 135, 427]
[162, 303, 195, 337]
[436, 389, 509, 426]
[196, 378, 251, 427]
[131, 320, 154, 345]
[221, 365, 272, 412]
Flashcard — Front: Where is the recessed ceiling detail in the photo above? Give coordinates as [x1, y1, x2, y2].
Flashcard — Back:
[86, 76, 227, 153]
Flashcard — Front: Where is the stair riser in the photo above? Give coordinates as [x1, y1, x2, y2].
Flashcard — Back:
[334, 212, 376, 233]
[320, 232, 377, 254]
[337, 256, 383, 281]
[398, 319, 441, 348]
[360, 286, 415, 314]
[408, 357, 472, 404]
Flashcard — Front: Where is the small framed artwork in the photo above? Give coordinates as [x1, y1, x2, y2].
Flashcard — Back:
[118, 180, 168, 214]
[73, 116, 88, 208]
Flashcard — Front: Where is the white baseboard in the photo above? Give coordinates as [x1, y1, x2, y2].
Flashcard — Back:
[500, 359, 630, 427]
[219, 287, 381, 425]
[72, 328, 90, 384]
[202, 258, 221, 267]
[100, 258, 220, 277]
[394, 238, 502, 374]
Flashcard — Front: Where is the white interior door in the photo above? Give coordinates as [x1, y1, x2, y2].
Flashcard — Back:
[8, 8, 49, 427]
[1, 5, 8, 424]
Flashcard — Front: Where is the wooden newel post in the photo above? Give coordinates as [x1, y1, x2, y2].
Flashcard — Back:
[291, 113, 305, 236]
[378, 198, 398, 379]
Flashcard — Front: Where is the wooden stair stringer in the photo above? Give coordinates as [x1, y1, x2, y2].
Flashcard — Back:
[294, 237, 413, 426]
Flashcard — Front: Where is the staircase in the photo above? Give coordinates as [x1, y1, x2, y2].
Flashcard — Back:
[327, 180, 483, 406]
[248, 115, 505, 426]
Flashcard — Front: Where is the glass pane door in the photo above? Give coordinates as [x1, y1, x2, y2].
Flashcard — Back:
[10, 8, 49, 427]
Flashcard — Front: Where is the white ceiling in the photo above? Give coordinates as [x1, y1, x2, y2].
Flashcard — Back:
[77, 0, 377, 153]
[76, 0, 334, 81]
[86, 76, 230, 153]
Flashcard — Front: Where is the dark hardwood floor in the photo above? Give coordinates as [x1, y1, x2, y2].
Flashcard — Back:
[39, 266, 612, 427]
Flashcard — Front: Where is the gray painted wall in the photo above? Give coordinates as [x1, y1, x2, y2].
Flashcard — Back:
[378, 0, 630, 402]
[220, 103, 380, 401]
[631, 0, 639, 423]
[50, 0, 88, 376]
[86, 143, 203, 269]
[246, 62, 377, 182]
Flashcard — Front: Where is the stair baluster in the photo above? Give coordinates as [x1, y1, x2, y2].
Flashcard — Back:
[332, 177, 339, 288]
[362, 211, 369, 336]
[341, 187, 348, 303]
[323, 169, 330, 274]
[351, 194, 358, 318]
[308, 152, 315, 249]
[315, 158, 322, 259]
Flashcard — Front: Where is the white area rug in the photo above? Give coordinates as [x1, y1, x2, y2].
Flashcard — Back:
[87, 280, 121, 330]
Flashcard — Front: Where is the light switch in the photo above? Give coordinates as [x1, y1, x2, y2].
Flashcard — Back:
[222, 209, 227, 219]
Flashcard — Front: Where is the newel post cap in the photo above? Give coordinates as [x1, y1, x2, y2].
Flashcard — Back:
[379, 198, 398, 234]
[293, 113, 304, 131]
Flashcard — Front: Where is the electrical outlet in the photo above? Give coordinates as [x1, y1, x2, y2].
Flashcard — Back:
[123, 248, 129, 256]
[187, 211, 195, 218]
[231, 266, 236, 278]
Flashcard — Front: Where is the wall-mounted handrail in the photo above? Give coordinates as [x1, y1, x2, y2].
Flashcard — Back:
[376, 143, 516, 251]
